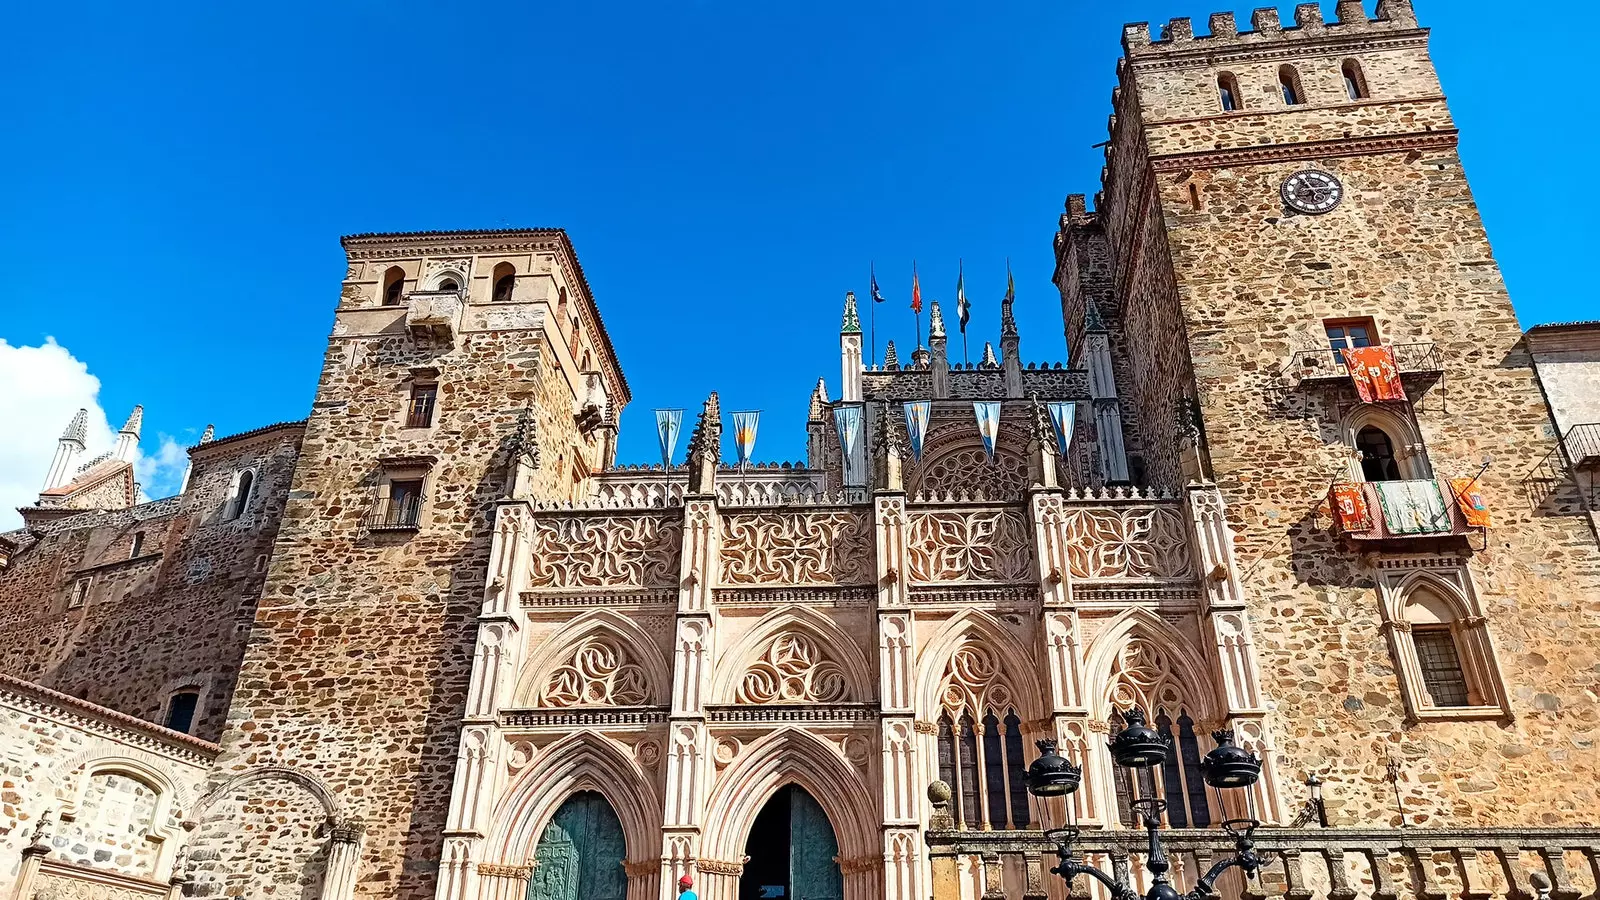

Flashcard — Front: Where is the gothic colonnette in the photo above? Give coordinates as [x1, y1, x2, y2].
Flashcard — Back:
[3, 2, 1599, 900]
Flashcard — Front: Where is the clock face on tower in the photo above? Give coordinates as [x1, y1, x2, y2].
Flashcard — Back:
[1280, 170, 1344, 214]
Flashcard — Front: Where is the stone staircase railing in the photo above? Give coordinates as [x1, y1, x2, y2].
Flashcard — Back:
[926, 826, 1600, 900]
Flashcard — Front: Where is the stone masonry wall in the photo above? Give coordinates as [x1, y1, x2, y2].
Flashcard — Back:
[189, 233, 615, 900]
[1105, 6, 1600, 828]
[0, 427, 302, 744]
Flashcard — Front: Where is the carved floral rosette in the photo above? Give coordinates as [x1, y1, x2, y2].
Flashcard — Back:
[525, 513, 682, 589]
[719, 510, 874, 586]
[540, 636, 649, 707]
[906, 507, 1033, 583]
[1063, 505, 1192, 580]
[736, 634, 848, 704]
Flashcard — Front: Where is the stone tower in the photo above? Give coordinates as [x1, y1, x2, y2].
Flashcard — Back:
[184, 230, 629, 900]
[1057, 0, 1600, 827]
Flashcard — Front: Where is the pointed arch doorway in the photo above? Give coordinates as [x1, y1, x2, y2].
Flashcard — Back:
[528, 791, 626, 900]
[740, 785, 844, 900]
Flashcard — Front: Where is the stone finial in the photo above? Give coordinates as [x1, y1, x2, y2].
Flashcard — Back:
[1375, 0, 1417, 26]
[1084, 297, 1106, 333]
[808, 378, 828, 420]
[980, 342, 998, 368]
[1334, 0, 1367, 24]
[884, 340, 900, 369]
[1294, 3, 1324, 28]
[1251, 7, 1282, 32]
[686, 392, 722, 494]
[61, 409, 89, 445]
[840, 290, 861, 335]
[1160, 17, 1193, 41]
[1121, 21, 1151, 51]
[1028, 394, 1060, 490]
[1001, 295, 1017, 339]
[1209, 11, 1238, 38]
[119, 405, 143, 437]
[199, 424, 215, 444]
[928, 299, 946, 341]
[874, 406, 908, 492]
[927, 780, 955, 830]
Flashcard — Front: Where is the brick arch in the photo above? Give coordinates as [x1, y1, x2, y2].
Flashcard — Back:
[192, 764, 342, 823]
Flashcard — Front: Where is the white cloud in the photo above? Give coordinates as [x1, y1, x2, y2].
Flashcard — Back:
[0, 338, 188, 531]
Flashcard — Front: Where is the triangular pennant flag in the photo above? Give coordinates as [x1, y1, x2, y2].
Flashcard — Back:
[903, 401, 931, 462]
[973, 401, 1002, 461]
[1047, 401, 1076, 459]
[655, 408, 684, 467]
[732, 411, 760, 467]
[834, 404, 863, 477]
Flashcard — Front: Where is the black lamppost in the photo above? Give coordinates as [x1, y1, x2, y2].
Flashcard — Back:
[1026, 708, 1270, 900]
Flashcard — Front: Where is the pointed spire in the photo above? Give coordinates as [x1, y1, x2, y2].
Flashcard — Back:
[199, 424, 215, 444]
[929, 300, 946, 340]
[981, 342, 998, 368]
[840, 291, 861, 334]
[809, 379, 828, 419]
[62, 409, 88, 446]
[119, 405, 143, 437]
[884, 341, 899, 369]
[686, 392, 722, 494]
[1084, 297, 1106, 332]
[1001, 295, 1018, 338]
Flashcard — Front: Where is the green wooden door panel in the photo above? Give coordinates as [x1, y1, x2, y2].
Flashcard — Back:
[529, 792, 627, 900]
[788, 788, 843, 900]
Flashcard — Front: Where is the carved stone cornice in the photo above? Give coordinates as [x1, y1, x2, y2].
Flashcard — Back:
[696, 856, 750, 876]
[0, 674, 219, 764]
[704, 704, 878, 724]
[500, 707, 669, 728]
[1149, 130, 1459, 173]
[477, 862, 535, 879]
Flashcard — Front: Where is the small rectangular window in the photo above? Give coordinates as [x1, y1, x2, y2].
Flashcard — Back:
[1413, 627, 1471, 707]
[1325, 317, 1379, 367]
[371, 478, 424, 530]
[406, 383, 438, 428]
[68, 577, 91, 609]
[129, 531, 145, 558]
[165, 691, 200, 733]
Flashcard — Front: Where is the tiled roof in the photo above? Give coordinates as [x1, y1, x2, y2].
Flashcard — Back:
[39, 457, 131, 499]
[189, 420, 306, 453]
[1527, 320, 1600, 332]
[336, 227, 630, 402]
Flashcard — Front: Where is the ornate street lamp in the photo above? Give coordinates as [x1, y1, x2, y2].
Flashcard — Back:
[1028, 708, 1270, 900]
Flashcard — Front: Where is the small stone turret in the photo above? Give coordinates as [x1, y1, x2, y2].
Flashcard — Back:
[874, 404, 908, 493]
[1001, 291, 1022, 398]
[840, 291, 863, 402]
[686, 392, 722, 495]
[884, 341, 899, 370]
[43, 409, 89, 490]
[113, 405, 142, 463]
[806, 379, 829, 469]
[928, 300, 950, 398]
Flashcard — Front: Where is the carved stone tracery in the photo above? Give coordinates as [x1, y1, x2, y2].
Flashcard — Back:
[939, 644, 1016, 717]
[525, 514, 681, 588]
[1063, 506, 1192, 579]
[540, 636, 649, 707]
[1106, 637, 1194, 719]
[911, 444, 1028, 500]
[720, 511, 874, 585]
[906, 509, 1033, 583]
[736, 634, 849, 704]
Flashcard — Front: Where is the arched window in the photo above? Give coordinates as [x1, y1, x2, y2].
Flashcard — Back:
[225, 469, 255, 520]
[1217, 72, 1241, 112]
[1279, 65, 1304, 106]
[935, 643, 1031, 829]
[165, 689, 201, 733]
[492, 262, 516, 301]
[1381, 577, 1510, 721]
[437, 277, 459, 293]
[1356, 426, 1402, 482]
[1342, 59, 1368, 100]
[1105, 638, 1212, 828]
[380, 266, 406, 306]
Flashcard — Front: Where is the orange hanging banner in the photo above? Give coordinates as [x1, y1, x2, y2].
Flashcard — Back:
[1451, 478, 1492, 529]
[1330, 482, 1373, 533]
[1342, 346, 1406, 403]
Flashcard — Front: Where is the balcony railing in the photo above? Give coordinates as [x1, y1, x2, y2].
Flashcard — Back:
[926, 824, 1600, 900]
[1329, 478, 1480, 542]
[1282, 342, 1443, 389]
[364, 496, 422, 531]
[1522, 423, 1600, 513]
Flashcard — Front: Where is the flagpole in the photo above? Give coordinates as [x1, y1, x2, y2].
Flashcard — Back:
[870, 268, 877, 368]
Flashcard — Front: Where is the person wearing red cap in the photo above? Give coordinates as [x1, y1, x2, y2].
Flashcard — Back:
[676, 873, 697, 900]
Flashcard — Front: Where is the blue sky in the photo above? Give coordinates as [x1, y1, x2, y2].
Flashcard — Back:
[1, 0, 1592, 515]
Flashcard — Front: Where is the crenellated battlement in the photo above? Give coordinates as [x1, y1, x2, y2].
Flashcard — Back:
[1122, 0, 1420, 58]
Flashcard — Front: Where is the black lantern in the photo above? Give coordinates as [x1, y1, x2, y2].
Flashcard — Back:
[1025, 739, 1082, 797]
[1199, 729, 1262, 789]
[1108, 707, 1170, 769]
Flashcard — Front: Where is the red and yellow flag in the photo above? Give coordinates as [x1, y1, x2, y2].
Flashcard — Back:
[911, 265, 923, 314]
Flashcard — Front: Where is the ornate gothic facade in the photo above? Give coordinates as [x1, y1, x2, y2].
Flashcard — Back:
[4, 3, 1600, 900]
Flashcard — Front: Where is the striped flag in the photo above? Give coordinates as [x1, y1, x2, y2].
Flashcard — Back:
[733, 411, 759, 467]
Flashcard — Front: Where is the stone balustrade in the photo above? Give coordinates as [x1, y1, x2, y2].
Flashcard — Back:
[925, 824, 1600, 900]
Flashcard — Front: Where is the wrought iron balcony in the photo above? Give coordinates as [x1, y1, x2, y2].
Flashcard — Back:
[1328, 478, 1481, 543]
[1282, 342, 1443, 390]
[405, 289, 462, 344]
[364, 496, 422, 532]
[1521, 423, 1600, 513]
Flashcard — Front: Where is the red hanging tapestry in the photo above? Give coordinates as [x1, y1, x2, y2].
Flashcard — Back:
[1330, 483, 1373, 533]
[1342, 346, 1406, 402]
[1450, 477, 1492, 529]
